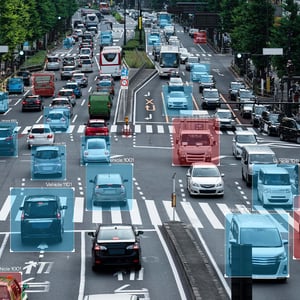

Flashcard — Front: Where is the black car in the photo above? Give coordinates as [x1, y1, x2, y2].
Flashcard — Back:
[22, 95, 43, 111]
[88, 224, 143, 271]
[0, 126, 17, 156]
[251, 104, 268, 127]
[259, 111, 282, 136]
[229, 81, 245, 101]
[19, 194, 67, 243]
[278, 117, 300, 143]
[16, 70, 31, 86]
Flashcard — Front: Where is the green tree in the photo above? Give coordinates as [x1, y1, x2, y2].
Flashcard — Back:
[230, 0, 274, 76]
[270, 0, 300, 77]
[0, 0, 30, 60]
[220, 0, 241, 33]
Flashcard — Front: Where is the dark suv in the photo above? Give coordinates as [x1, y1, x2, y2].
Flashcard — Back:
[278, 117, 300, 143]
[19, 194, 67, 243]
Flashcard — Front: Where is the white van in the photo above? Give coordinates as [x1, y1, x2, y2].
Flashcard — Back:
[257, 166, 293, 207]
[241, 145, 277, 186]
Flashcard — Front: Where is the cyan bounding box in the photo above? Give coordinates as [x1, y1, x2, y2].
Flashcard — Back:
[0, 121, 18, 157]
[162, 84, 193, 117]
[225, 213, 289, 278]
[80, 135, 111, 165]
[43, 107, 70, 132]
[172, 117, 220, 166]
[252, 163, 295, 211]
[10, 187, 74, 252]
[30, 144, 66, 180]
[86, 163, 133, 211]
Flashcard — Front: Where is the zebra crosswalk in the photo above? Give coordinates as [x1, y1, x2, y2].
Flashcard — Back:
[16, 123, 256, 136]
[1, 195, 294, 234]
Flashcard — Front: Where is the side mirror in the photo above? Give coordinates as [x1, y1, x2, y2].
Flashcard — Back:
[61, 205, 68, 210]
[88, 231, 95, 237]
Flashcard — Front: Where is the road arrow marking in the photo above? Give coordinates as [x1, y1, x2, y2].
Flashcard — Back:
[144, 113, 152, 120]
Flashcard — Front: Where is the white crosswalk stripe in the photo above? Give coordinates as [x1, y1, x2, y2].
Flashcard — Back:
[0, 192, 294, 234]
[199, 202, 224, 229]
[14, 123, 251, 136]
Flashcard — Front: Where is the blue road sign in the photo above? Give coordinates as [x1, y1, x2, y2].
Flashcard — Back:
[121, 67, 128, 77]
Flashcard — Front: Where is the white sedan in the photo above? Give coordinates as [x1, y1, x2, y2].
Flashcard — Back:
[26, 124, 55, 149]
[186, 163, 224, 197]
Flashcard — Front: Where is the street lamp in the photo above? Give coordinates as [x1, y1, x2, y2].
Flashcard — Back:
[123, 0, 126, 46]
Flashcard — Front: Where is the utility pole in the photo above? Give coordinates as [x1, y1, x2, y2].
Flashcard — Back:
[123, 0, 127, 46]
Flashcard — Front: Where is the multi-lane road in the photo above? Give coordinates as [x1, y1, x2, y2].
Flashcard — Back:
[1, 11, 300, 299]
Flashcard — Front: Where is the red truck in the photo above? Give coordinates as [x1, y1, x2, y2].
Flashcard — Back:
[32, 72, 55, 97]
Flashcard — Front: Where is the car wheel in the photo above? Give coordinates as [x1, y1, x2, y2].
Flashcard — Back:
[279, 133, 285, 141]
[242, 170, 245, 181]
[134, 264, 142, 271]
[297, 137, 300, 144]
[267, 128, 271, 136]
[27, 143, 31, 150]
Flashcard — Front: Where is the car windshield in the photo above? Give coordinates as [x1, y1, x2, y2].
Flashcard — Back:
[87, 140, 105, 149]
[254, 106, 266, 115]
[0, 129, 11, 137]
[10, 78, 21, 84]
[63, 67, 75, 71]
[192, 167, 220, 177]
[201, 75, 213, 83]
[97, 227, 135, 241]
[188, 57, 198, 63]
[48, 113, 64, 120]
[31, 127, 50, 134]
[269, 114, 280, 123]
[240, 228, 282, 247]
[262, 174, 290, 185]
[217, 111, 232, 119]
[181, 134, 210, 146]
[231, 82, 244, 90]
[88, 122, 105, 128]
[236, 135, 256, 143]
[249, 154, 276, 163]
[170, 91, 185, 98]
[35, 150, 58, 159]
[52, 100, 69, 105]
[240, 90, 254, 98]
[203, 90, 219, 98]
[23, 200, 58, 218]
[98, 81, 111, 87]
[47, 57, 59, 62]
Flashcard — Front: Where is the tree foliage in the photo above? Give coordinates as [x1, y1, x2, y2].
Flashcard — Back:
[229, 0, 274, 74]
[0, 0, 78, 60]
[270, 0, 300, 77]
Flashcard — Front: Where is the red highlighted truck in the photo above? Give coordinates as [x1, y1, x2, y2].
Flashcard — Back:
[32, 72, 55, 97]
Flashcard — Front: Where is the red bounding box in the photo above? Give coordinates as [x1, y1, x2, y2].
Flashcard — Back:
[293, 195, 300, 259]
[172, 117, 220, 166]
[194, 31, 207, 44]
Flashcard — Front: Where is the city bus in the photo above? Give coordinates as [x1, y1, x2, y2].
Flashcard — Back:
[158, 45, 180, 77]
[99, 46, 123, 78]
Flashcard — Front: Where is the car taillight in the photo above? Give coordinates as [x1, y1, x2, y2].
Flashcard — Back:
[5, 136, 13, 141]
[21, 212, 25, 220]
[22, 100, 26, 105]
[94, 244, 106, 251]
[84, 151, 88, 156]
[47, 134, 53, 138]
[104, 151, 109, 155]
[61, 118, 66, 122]
[28, 134, 34, 139]
[127, 243, 139, 250]
[56, 212, 61, 219]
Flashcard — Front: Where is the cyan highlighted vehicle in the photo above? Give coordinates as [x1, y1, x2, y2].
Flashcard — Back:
[6, 77, 24, 94]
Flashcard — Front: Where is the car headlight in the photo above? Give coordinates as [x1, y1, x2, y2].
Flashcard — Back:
[191, 181, 201, 187]
[278, 252, 287, 260]
[216, 181, 223, 187]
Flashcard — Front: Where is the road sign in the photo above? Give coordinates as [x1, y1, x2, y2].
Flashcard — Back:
[0, 46, 8, 53]
[263, 48, 283, 55]
[121, 67, 128, 77]
[120, 78, 129, 89]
